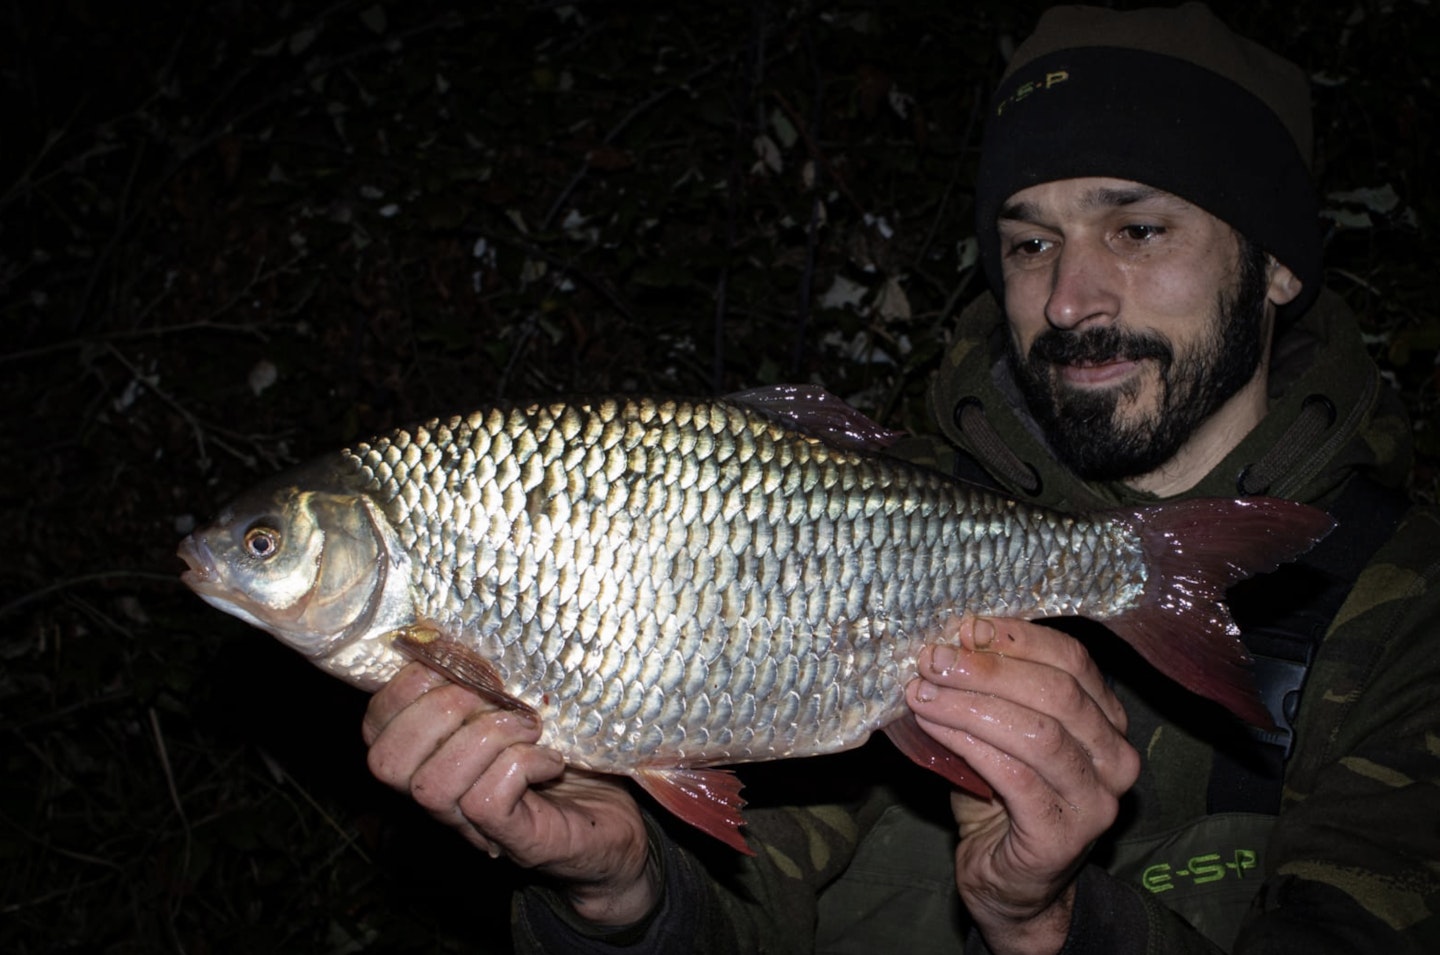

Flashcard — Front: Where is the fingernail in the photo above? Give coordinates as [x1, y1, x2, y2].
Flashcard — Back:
[915, 679, 937, 703]
[931, 644, 958, 674]
[973, 618, 995, 649]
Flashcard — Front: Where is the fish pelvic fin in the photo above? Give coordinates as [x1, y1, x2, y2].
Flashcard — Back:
[883, 713, 993, 798]
[391, 625, 539, 721]
[631, 767, 752, 855]
[1106, 497, 1335, 728]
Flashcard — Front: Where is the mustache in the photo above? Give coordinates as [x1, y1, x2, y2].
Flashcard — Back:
[1027, 326, 1173, 367]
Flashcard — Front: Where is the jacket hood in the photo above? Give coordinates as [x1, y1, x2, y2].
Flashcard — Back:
[928, 290, 1412, 512]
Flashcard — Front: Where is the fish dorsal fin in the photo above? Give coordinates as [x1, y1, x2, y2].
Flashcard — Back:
[725, 384, 904, 453]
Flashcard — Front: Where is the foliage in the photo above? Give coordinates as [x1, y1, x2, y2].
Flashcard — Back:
[1, 0, 1434, 951]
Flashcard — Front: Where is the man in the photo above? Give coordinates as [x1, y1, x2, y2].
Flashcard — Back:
[363, 4, 1440, 952]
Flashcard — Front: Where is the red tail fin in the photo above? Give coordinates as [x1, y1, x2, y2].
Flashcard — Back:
[1104, 497, 1334, 727]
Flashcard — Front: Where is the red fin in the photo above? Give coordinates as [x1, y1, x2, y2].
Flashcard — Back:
[883, 713, 993, 799]
[391, 626, 539, 720]
[1105, 497, 1335, 728]
[631, 767, 752, 855]
[726, 384, 904, 452]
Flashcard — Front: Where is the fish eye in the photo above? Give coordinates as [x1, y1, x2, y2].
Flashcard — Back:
[243, 525, 282, 560]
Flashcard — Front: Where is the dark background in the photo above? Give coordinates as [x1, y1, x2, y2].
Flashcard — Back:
[2, 1, 1434, 951]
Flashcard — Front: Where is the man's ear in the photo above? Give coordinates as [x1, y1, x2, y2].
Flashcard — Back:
[1266, 256, 1303, 307]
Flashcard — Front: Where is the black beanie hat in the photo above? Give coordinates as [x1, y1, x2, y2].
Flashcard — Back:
[974, 3, 1322, 316]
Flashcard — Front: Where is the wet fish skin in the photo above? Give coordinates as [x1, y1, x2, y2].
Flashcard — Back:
[178, 386, 1333, 851]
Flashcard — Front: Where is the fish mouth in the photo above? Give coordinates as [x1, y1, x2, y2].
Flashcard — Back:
[177, 534, 219, 592]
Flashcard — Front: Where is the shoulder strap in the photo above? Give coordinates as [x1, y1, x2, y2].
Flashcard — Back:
[1207, 476, 1410, 813]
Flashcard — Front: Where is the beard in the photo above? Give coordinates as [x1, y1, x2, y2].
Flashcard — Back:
[1007, 241, 1271, 482]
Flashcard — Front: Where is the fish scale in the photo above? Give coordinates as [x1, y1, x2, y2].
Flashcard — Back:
[337, 396, 1138, 769]
[179, 385, 1335, 850]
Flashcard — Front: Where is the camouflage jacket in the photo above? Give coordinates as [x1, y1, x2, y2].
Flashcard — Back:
[512, 291, 1440, 953]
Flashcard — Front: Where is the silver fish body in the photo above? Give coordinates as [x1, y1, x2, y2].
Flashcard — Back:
[179, 389, 1331, 847]
[361, 396, 1150, 769]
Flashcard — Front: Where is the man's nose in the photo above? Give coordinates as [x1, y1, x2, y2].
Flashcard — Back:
[1044, 240, 1120, 331]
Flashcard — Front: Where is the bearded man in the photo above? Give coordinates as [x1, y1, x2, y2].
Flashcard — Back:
[364, 5, 1440, 952]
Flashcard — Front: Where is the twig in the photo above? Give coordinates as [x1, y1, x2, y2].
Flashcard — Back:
[912, 83, 985, 270]
[768, 88, 867, 219]
[498, 234, 640, 326]
[712, 1, 769, 392]
[0, 105, 97, 211]
[0, 688, 132, 734]
[3, 249, 299, 364]
[149, 707, 193, 955]
[1329, 266, 1382, 296]
[103, 344, 292, 472]
[62, 9, 465, 334]
[495, 312, 541, 399]
[542, 54, 737, 232]
[0, 319, 270, 365]
[0, 873, 116, 914]
[0, 570, 179, 619]
[791, 21, 825, 379]
[260, 749, 373, 866]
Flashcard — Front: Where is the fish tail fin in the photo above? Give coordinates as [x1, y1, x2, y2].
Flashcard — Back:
[1106, 497, 1334, 727]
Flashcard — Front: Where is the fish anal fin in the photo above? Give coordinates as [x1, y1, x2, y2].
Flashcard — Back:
[390, 625, 538, 721]
[632, 767, 752, 855]
[1105, 497, 1335, 729]
[725, 384, 904, 452]
[883, 713, 993, 799]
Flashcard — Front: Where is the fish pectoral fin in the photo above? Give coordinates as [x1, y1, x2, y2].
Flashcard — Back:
[883, 714, 993, 799]
[631, 767, 752, 855]
[389, 625, 538, 721]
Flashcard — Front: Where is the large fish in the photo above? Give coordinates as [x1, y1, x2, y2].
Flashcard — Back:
[178, 385, 1332, 851]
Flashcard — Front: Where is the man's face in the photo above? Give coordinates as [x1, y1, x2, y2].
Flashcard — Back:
[997, 177, 1275, 482]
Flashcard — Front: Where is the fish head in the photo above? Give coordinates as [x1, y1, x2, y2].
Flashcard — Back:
[178, 465, 397, 661]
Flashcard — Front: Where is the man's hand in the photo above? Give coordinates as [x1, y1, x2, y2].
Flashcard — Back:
[906, 616, 1140, 955]
[363, 662, 657, 926]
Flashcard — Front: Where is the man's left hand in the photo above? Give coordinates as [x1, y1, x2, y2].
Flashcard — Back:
[906, 615, 1140, 955]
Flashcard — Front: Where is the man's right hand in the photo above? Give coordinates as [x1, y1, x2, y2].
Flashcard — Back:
[363, 662, 657, 926]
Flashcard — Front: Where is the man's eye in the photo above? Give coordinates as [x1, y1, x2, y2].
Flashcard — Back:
[1009, 237, 1051, 256]
[1119, 224, 1164, 242]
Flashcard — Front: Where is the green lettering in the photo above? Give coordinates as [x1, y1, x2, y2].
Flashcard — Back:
[1142, 863, 1174, 894]
[1189, 853, 1225, 885]
[1230, 848, 1258, 877]
[1044, 70, 1069, 88]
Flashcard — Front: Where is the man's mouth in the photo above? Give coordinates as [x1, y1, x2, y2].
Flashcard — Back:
[1056, 356, 1143, 387]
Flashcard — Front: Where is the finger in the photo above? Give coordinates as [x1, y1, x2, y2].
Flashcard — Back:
[407, 708, 544, 818]
[907, 672, 1138, 811]
[936, 616, 1127, 732]
[921, 644, 1124, 761]
[362, 662, 450, 745]
[915, 642, 1131, 773]
[455, 743, 570, 861]
[910, 625, 1138, 803]
[365, 681, 510, 788]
